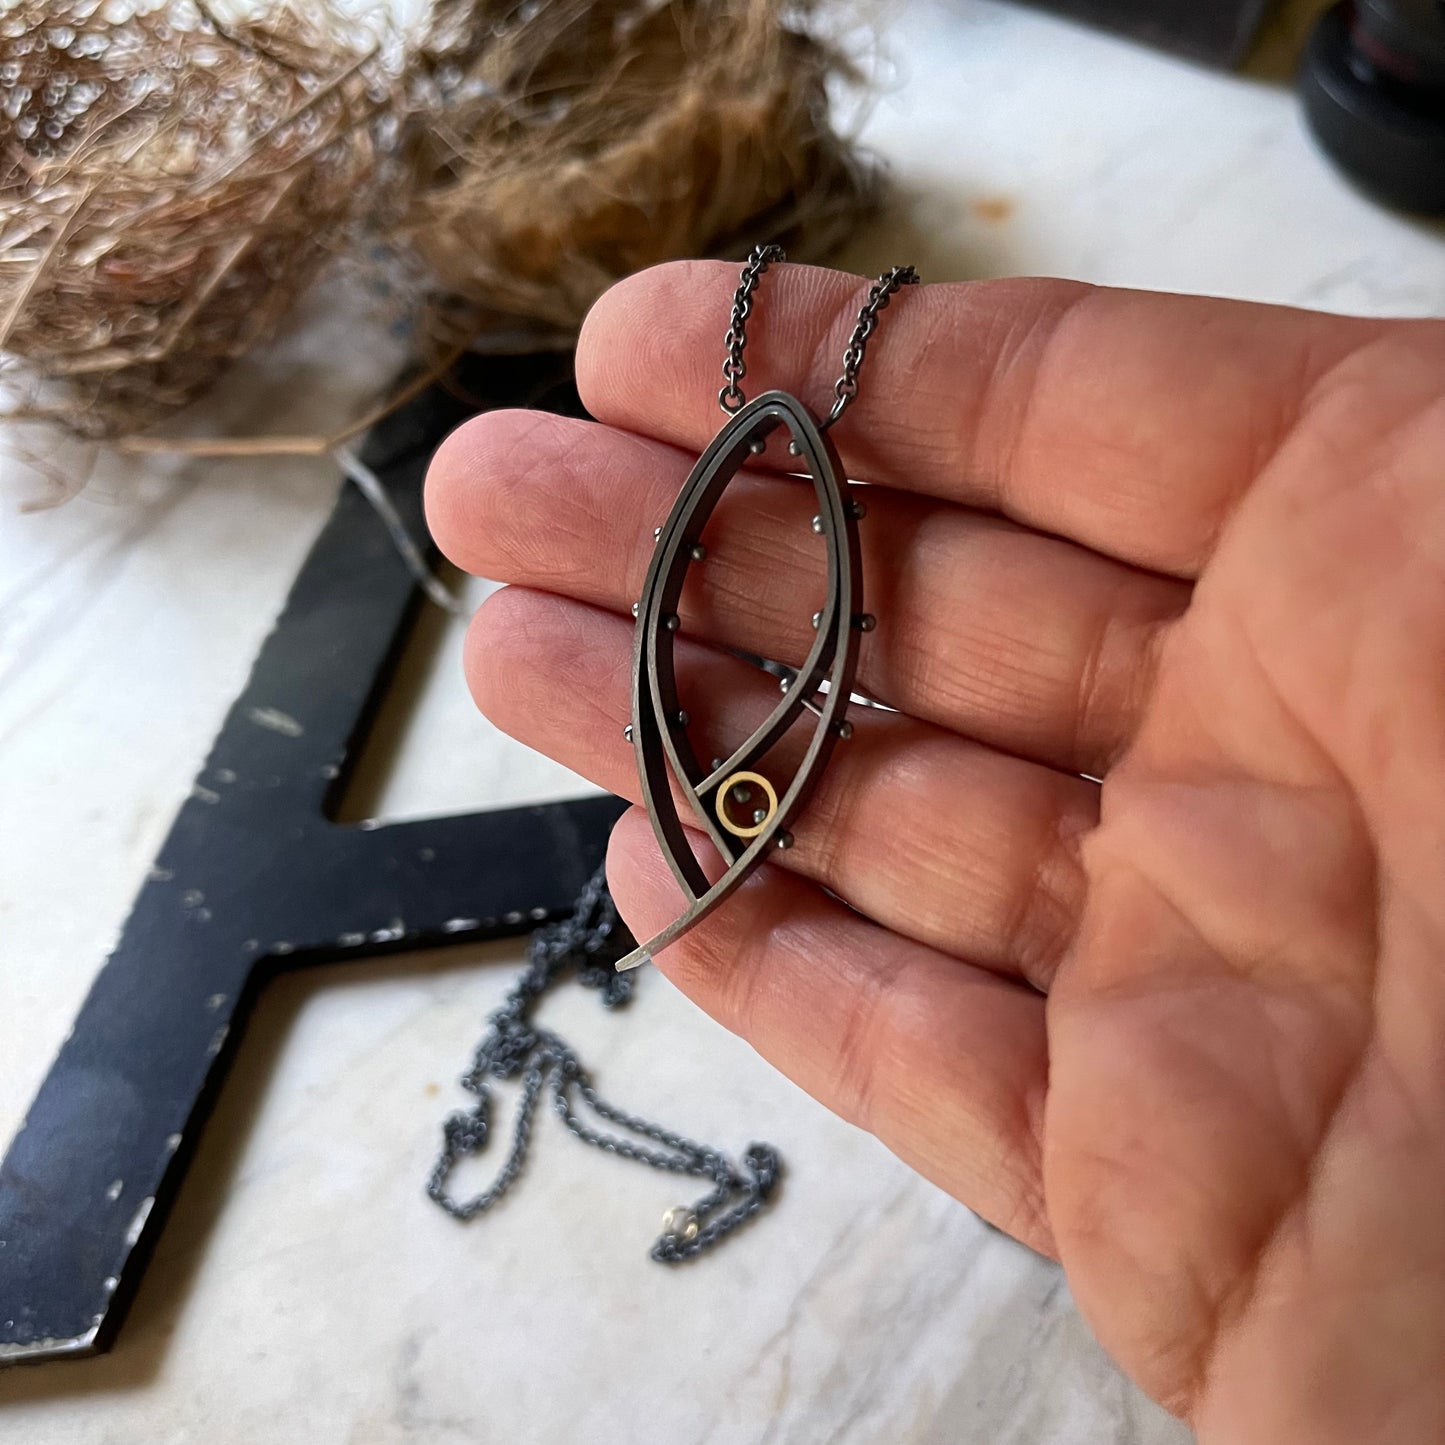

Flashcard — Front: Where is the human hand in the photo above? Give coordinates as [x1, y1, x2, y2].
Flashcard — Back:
[425, 263, 1445, 1443]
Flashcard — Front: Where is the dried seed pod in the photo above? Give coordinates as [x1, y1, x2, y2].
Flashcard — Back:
[0, 0, 880, 461]
[397, 0, 881, 344]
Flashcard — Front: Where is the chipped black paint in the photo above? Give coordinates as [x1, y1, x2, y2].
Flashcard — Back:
[0, 354, 625, 1365]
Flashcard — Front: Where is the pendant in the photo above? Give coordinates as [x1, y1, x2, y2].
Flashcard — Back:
[617, 390, 868, 971]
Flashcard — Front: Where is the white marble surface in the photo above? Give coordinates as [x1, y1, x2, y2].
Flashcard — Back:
[1, 1, 1441, 1440]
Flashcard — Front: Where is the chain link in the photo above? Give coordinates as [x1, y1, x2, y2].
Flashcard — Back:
[823, 263, 920, 428]
[719, 244, 920, 426]
[718, 242, 785, 414]
[427, 867, 781, 1263]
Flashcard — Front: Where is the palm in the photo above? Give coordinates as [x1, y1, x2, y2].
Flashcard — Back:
[427, 264, 1445, 1442]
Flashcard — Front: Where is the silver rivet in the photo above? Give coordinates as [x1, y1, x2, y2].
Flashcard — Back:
[711, 757, 725, 772]
[836, 720, 854, 740]
[752, 808, 769, 825]
[631, 601, 640, 618]
[778, 676, 791, 693]
[731, 783, 751, 804]
[811, 611, 822, 630]
[653, 526, 663, 540]
[787, 440, 801, 457]
[810, 515, 823, 535]
[847, 499, 867, 521]
[854, 613, 877, 632]
[664, 614, 680, 631]
[689, 543, 707, 562]
[748, 439, 766, 455]
[775, 830, 794, 850]
[623, 724, 633, 742]
[676, 710, 690, 727]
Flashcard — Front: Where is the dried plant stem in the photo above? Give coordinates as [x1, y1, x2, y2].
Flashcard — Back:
[0, 182, 96, 347]
[115, 341, 468, 458]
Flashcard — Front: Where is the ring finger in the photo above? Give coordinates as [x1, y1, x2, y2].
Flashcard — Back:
[468, 586, 1098, 990]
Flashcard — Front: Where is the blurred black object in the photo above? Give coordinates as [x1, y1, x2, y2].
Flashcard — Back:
[1300, 0, 1445, 213]
[1016, 0, 1275, 64]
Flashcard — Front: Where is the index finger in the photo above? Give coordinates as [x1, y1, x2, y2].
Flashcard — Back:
[577, 262, 1398, 578]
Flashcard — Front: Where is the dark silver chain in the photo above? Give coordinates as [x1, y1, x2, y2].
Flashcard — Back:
[718, 244, 920, 428]
[428, 249, 920, 1262]
[824, 262, 921, 427]
[427, 868, 781, 1262]
[718, 243, 785, 414]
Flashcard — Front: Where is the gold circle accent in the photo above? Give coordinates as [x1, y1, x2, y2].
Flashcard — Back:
[715, 771, 778, 839]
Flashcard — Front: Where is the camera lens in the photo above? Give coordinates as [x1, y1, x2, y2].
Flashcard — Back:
[1299, 0, 1445, 213]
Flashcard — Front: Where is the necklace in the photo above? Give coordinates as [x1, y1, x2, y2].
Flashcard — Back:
[427, 251, 916, 1260]
[428, 867, 781, 1260]
[618, 245, 919, 971]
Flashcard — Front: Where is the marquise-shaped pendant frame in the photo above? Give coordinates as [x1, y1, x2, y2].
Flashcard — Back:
[620, 391, 864, 971]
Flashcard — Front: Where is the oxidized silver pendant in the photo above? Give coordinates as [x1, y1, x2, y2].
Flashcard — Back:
[617, 247, 917, 971]
[618, 391, 866, 970]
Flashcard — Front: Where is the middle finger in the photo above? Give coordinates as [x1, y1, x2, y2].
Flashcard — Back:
[428, 409, 1188, 776]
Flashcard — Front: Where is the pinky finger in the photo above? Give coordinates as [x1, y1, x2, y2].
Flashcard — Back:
[606, 807, 1056, 1256]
